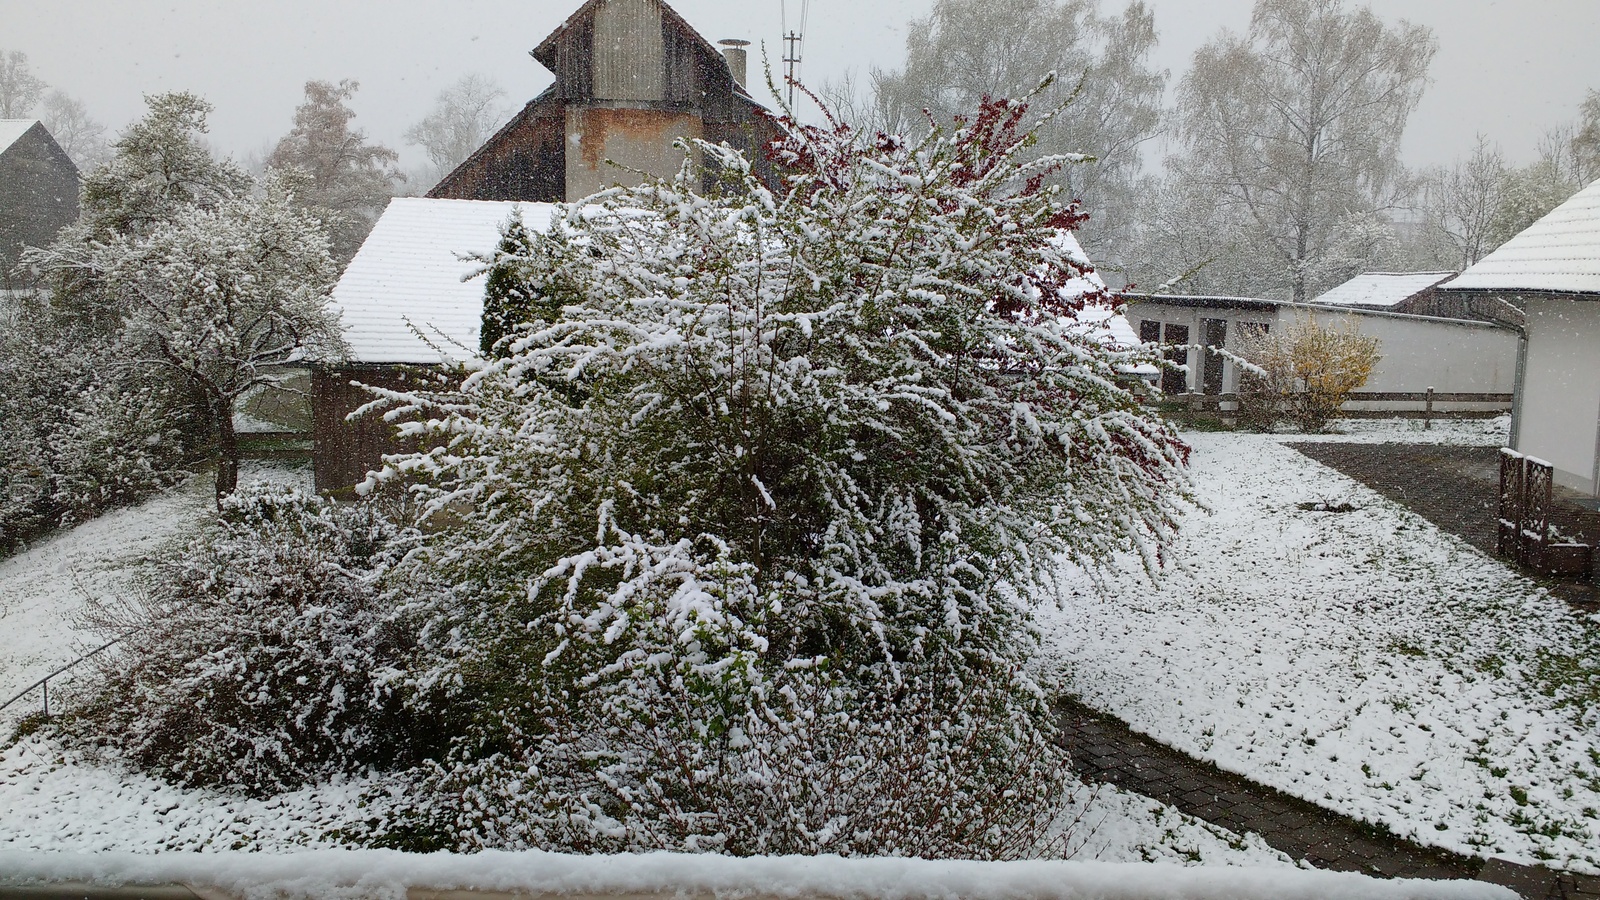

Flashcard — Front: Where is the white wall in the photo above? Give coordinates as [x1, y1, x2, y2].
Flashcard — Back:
[1516, 296, 1600, 493]
[1282, 306, 1519, 412]
[1126, 302, 1275, 395]
[1127, 301, 1516, 411]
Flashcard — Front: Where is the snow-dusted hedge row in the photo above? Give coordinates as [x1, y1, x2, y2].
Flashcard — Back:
[63, 487, 440, 794]
[0, 850, 1516, 900]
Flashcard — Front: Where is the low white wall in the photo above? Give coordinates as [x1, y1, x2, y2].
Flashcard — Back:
[1282, 306, 1518, 412]
[0, 850, 1516, 900]
[1515, 296, 1600, 493]
[1127, 301, 1517, 412]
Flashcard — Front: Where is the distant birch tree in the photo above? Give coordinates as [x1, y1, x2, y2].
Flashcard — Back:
[38, 90, 110, 171]
[0, 50, 46, 118]
[404, 74, 510, 186]
[865, 0, 1167, 270]
[1415, 136, 1508, 270]
[1164, 0, 1435, 302]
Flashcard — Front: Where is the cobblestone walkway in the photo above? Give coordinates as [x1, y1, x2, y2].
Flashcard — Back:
[1287, 442, 1600, 606]
[1058, 699, 1600, 898]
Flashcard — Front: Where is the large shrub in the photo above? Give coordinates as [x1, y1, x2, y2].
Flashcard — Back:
[371, 95, 1190, 854]
[68, 486, 436, 795]
[1233, 316, 1381, 432]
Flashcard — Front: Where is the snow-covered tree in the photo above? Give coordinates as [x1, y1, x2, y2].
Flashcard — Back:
[369, 93, 1189, 854]
[0, 50, 46, 118]
[62, 92, 251, 253]
[267, 79, 404, 262]
[91, 174, 344, 500]
[866, 0, 1166, 270]
[3, 94, 245, 545]
[1160, 0, 1435, 302]
[404, 74, 509, 186]
[21, 93, 340, 504]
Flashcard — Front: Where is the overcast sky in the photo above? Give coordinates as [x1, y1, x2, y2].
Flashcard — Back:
[4, 0, 1598, 176]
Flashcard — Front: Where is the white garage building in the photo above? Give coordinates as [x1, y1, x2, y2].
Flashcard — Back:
[1440, 178, 1600, 493]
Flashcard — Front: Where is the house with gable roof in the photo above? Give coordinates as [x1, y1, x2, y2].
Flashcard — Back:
[0, 119, 78, 291]
[1440, 178, 1600, 493]
[313, 0, 782, 492]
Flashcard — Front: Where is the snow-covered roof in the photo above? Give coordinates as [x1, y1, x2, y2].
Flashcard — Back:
[1309, 272, 1454, 308]
[1441, 178, 1600, 295]
[331, 198, 558, 364]
[0, 119, 38, 155]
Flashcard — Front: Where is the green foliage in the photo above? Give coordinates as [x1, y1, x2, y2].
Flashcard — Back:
[477, 212, 566, 357]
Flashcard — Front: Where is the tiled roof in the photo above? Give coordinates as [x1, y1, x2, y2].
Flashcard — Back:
[331, 198, 558, 364]
[1309, 272, 1454, 308]
[1442, 179, 1600, 295]
[0, 119, 38, 155]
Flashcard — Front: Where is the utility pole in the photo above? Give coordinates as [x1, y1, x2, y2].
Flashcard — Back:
[782, 30, 803, 108]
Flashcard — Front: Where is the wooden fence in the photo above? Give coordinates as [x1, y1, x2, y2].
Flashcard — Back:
[1497, 448, 1592, 576]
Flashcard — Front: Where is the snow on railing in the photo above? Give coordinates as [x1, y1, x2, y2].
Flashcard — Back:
[0, 639, 119, 721]
[0, 850, 1517, 900]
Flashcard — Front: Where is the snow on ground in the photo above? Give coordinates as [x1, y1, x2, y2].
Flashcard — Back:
[0, 731, 1293, 868]
[1262, 414, 1509, 446]
[0, 849, 1512, 900]
[1041, 418, 1600, 872]
[0, 460, 1294, 868]
[0, 462, 313, 728]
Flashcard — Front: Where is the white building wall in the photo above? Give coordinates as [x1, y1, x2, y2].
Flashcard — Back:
[1281, 307, 1518, 411]
[1127, 300, 1518, 412]
[1515, 296, 1600, 493]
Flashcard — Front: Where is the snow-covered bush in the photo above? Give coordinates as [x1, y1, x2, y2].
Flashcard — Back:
[0, 293, 196, 553]
[67, 486, 435, 795]
[1233, 317, 1381, 432]
[368, 92, 1190, 855]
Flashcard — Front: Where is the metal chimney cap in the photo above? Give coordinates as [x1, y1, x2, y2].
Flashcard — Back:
[718, 38, 751, 47]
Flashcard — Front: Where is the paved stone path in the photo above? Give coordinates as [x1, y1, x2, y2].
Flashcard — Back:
[1058, 698, 1600, 898]
[1288, 441, 1600, 607]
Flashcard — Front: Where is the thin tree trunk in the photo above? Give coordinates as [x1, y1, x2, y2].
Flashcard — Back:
[214, 399, 238, 505]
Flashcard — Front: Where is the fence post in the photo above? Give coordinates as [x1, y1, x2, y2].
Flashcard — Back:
[41, 680, 47, 718]
[1424, 386, 1434, 429]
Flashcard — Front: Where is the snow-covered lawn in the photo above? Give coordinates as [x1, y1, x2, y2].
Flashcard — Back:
[0, 464, 1289, 866]
[0, 463, 313, 728]
[1042, 416, 1600, 872]
[0, 731, 1293, 865]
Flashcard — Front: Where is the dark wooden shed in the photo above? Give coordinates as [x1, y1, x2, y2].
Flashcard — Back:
[0, 120, 79, 290]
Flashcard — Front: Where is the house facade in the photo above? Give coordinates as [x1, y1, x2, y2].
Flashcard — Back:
[1440, 178, 1600, 493]
[315, 0, 778, 493]
[0, 120, 78, 290]
[1126, 284, 1519, 413]
[426, 0, 779, 203]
